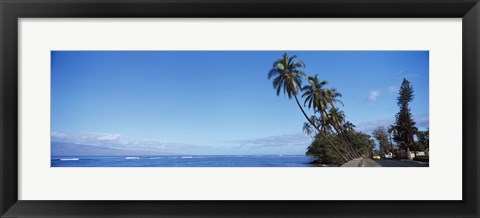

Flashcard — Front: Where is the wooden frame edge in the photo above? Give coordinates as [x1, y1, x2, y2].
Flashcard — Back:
[1, 0, 478, 217]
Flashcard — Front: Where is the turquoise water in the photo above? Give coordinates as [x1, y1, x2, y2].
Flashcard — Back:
[51, 155, 319, 167]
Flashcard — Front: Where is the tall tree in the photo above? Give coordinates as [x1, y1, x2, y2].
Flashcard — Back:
[387, 125, 395, 148]
[372, 126, 391, 154]
[392, 78, 417, 156]
[268, 53, 349, 162]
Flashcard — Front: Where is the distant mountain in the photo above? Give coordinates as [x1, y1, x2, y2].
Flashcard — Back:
[51, 141, 177, 156]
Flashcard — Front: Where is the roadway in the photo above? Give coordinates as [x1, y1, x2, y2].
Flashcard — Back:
[373, 159, 429, 167]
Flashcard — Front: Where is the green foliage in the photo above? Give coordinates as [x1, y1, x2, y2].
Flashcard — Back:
[349, 131, 376, 156]
[392, 79, 418, 150]
[372, 126, 392, 153]
[268, 53, 306, 99]
[416, 128, 429, 150]
[268, 53, 381, 164]
[306, 130, 374, 165]
[267, 54, 428, 165]
[397, 78, 414, 106]
[306, 133, 346, 166]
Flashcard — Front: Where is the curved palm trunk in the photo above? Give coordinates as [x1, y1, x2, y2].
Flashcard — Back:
[345, 131, 362, 157]
[335, 125, 361, 158]
[293, 95, 349, 163]
[318, 109, 356, 159]
[327, 121, 354, 156]
[320, 110, 355, 158]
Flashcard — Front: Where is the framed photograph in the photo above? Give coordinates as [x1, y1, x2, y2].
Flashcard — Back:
[1, 0, 478, 217]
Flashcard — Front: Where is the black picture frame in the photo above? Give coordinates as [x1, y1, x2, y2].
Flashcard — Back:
[1, 0, 479, 217]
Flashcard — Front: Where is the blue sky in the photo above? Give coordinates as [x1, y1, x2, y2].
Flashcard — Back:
[51, 51, 429, 155]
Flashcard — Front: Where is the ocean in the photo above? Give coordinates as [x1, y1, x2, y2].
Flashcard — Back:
[51, 155, 326, 167]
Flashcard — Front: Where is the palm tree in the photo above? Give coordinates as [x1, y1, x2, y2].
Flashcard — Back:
[343, 121, 356, 132]
[342, 121, 359, 156]
[326, 107, 344, 134]
[268, 53, 318, 127]
[268, 53, 305, 99]
[327, 107, 359, 158]
[326, 88, 344, 108]
[299, 74, 351, 161]
[303, 78, 343, 134]
[304, 116, 322, 137]
[268, 53, 349, 162]
[302, 75, 339, 132]
[318, 116, 332, 133]
[309, 115, 320, 128]
[302, 76, 332, 121]
[327, 107, 345, 128]
[302, 75, 328, 112]
[303, 122, 314, 139]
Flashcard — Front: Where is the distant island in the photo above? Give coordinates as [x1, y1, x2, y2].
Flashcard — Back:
[51, 142, 178, 156]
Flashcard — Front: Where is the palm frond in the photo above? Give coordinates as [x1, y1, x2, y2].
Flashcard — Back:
[268, 68, 280, 79]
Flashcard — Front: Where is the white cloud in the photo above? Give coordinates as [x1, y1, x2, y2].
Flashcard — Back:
[51, 131, 66, 138]
[96, 133, 121, 141]
[50, 131, 199, 152]
[366, 90, 380, 102]
[388, 86, 399, 94]
[50, 131, 311, 155]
